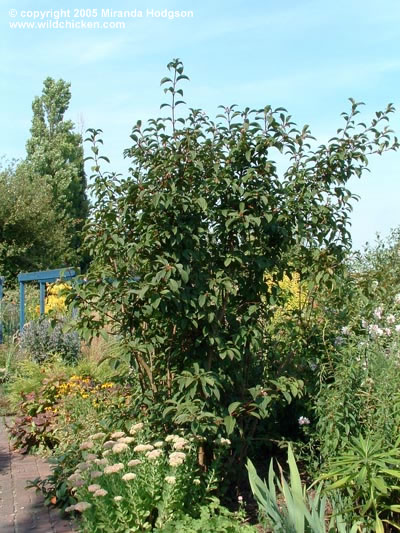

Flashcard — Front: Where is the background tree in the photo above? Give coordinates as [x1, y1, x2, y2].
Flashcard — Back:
[0, 160, 69, 282]
[25, 77, 89, 262]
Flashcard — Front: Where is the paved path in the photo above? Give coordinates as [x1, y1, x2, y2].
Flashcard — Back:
[0, 418, 76, 533]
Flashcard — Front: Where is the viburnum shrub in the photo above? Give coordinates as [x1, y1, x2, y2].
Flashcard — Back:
[68, 59, 398, 460]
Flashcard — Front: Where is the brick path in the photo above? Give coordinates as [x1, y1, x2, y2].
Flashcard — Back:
[0, 418, 76, 533]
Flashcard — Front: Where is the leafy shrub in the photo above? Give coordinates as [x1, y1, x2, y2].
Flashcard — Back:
[6, 358, 72, 411]
[27, 444, 80, 511]
[8, 410, 57, 453]
[7, 377, 65, 452]
[19, 318, 80, 364]
[69, 59, 398, 474]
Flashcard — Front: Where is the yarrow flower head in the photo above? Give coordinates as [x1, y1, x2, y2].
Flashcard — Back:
[169, 451, 186, 467]
[129, 423, 144, 435]
[79, 441, 94, 451]
[88, 484, 101, 493]
[103, 441, 116, 450]
[146, 449, 163, 460]
[112, 443, 129, 454]
[128, 459, 142, 467]
[68, 473, 83, 483]
[94, 458, 108, 466]
[298, 416, 310, 426]
[118, 437, 135, 444]
[74, 502, 92, 512]
[165, 476, 176, 485]
[153, 441, 164, 448]
[122, 473, 136, 481]
[76, 462, 90, 471]
[374, 306, 384, 320]
[90, 432, 106, 440]
[104, 463, 124, 475]
[387, 314, 396, 324]
[134, 444, 154, 453]
[165, 434, 181, 443]
[94, 489, 108, 497]
[172, 438, 187, 450]
[90, 470, 103, 479]
[111, 431, 125, 439]
[114, 496, 123, 502]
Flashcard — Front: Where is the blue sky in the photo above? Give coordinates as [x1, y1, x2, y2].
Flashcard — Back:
[2, 0, 400, 250]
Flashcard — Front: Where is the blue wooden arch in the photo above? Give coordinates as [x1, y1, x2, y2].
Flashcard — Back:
[18, 268, 77, 332]
[0, 268, 77, 343]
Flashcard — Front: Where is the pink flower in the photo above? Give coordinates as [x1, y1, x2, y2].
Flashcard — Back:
[104, 463, 124, 474]
[298, 416, 310, 426]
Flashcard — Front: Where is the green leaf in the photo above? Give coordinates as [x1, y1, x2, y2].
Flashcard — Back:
[228, 402, 241, 415]
[198, 294, 206, 307]
[197, 197, 207, 210]
[168, 279, 179, 292]
[325, 476, 351, 490]
[224, 415, 236, 435]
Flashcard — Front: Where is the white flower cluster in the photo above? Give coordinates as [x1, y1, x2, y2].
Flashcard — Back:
[66, 423, 196, 516]
[361, 299, 400, 338]
[298, 416, 310, 426]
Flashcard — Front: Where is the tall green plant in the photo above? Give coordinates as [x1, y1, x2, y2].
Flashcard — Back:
[320, 435, 400, 532]
[68, 59, 398, 451]
[25, 77, 89, 264]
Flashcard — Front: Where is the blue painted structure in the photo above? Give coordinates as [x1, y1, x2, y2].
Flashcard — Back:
[18, 268, 77, 332]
